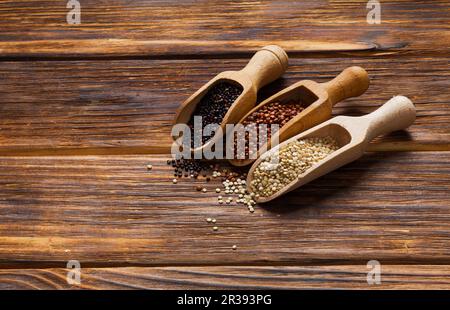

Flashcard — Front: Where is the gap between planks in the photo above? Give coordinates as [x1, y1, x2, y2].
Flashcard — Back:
[3, 259, 450, 271]
[0, 143, 448, 157]
[0, 46, 445, 62]
[0, 39, 379, 61]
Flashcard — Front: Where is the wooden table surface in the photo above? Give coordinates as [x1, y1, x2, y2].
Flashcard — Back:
[0, 0, 449, 289]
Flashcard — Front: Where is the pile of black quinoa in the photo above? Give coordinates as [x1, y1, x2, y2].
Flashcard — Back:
[188, 82, 242, 146]
[167, 158, 207, 179]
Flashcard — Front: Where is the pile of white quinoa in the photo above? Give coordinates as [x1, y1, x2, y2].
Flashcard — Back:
[250, 136, 339, 197]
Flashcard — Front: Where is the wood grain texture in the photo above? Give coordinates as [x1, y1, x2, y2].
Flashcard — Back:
[0, 56, 449, 155]
[1, 0, 449, 289]
[0, 152, 449, 267]
[1, 265, 450, 289]
[0, 0, 449, 58]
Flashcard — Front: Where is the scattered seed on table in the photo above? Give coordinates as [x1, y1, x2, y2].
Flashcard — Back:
[212, 219, 216, 223]
[202, 188, 207, 193]
[215, 188, 221, 193]
[196, 186, 202, 191]
[206, 218, 212, 223]
[172, 178, 178, 184]
[212, 226, 218, 231]
[146, 164, 153, 170]
[232, 245, 237, 250]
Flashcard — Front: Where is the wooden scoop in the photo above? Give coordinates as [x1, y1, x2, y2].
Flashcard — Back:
[229, 66, 369, 166]
[247, 95, 416, 203]
[173, 45, 289, 156]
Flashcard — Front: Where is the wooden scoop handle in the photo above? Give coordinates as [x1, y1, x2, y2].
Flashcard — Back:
[322, 66, 369, 105]
[364, 95, 416, 141]
[240, 45, 289, 90]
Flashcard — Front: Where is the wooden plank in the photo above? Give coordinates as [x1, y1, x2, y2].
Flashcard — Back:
[1, 265, 450, 289]
[0, 56, 449, 155]
[0, 152, 449, 267]
[0, 0, 449, 58]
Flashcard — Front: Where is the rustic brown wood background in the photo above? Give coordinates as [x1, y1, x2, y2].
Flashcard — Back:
[0, 0, 449, 289]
